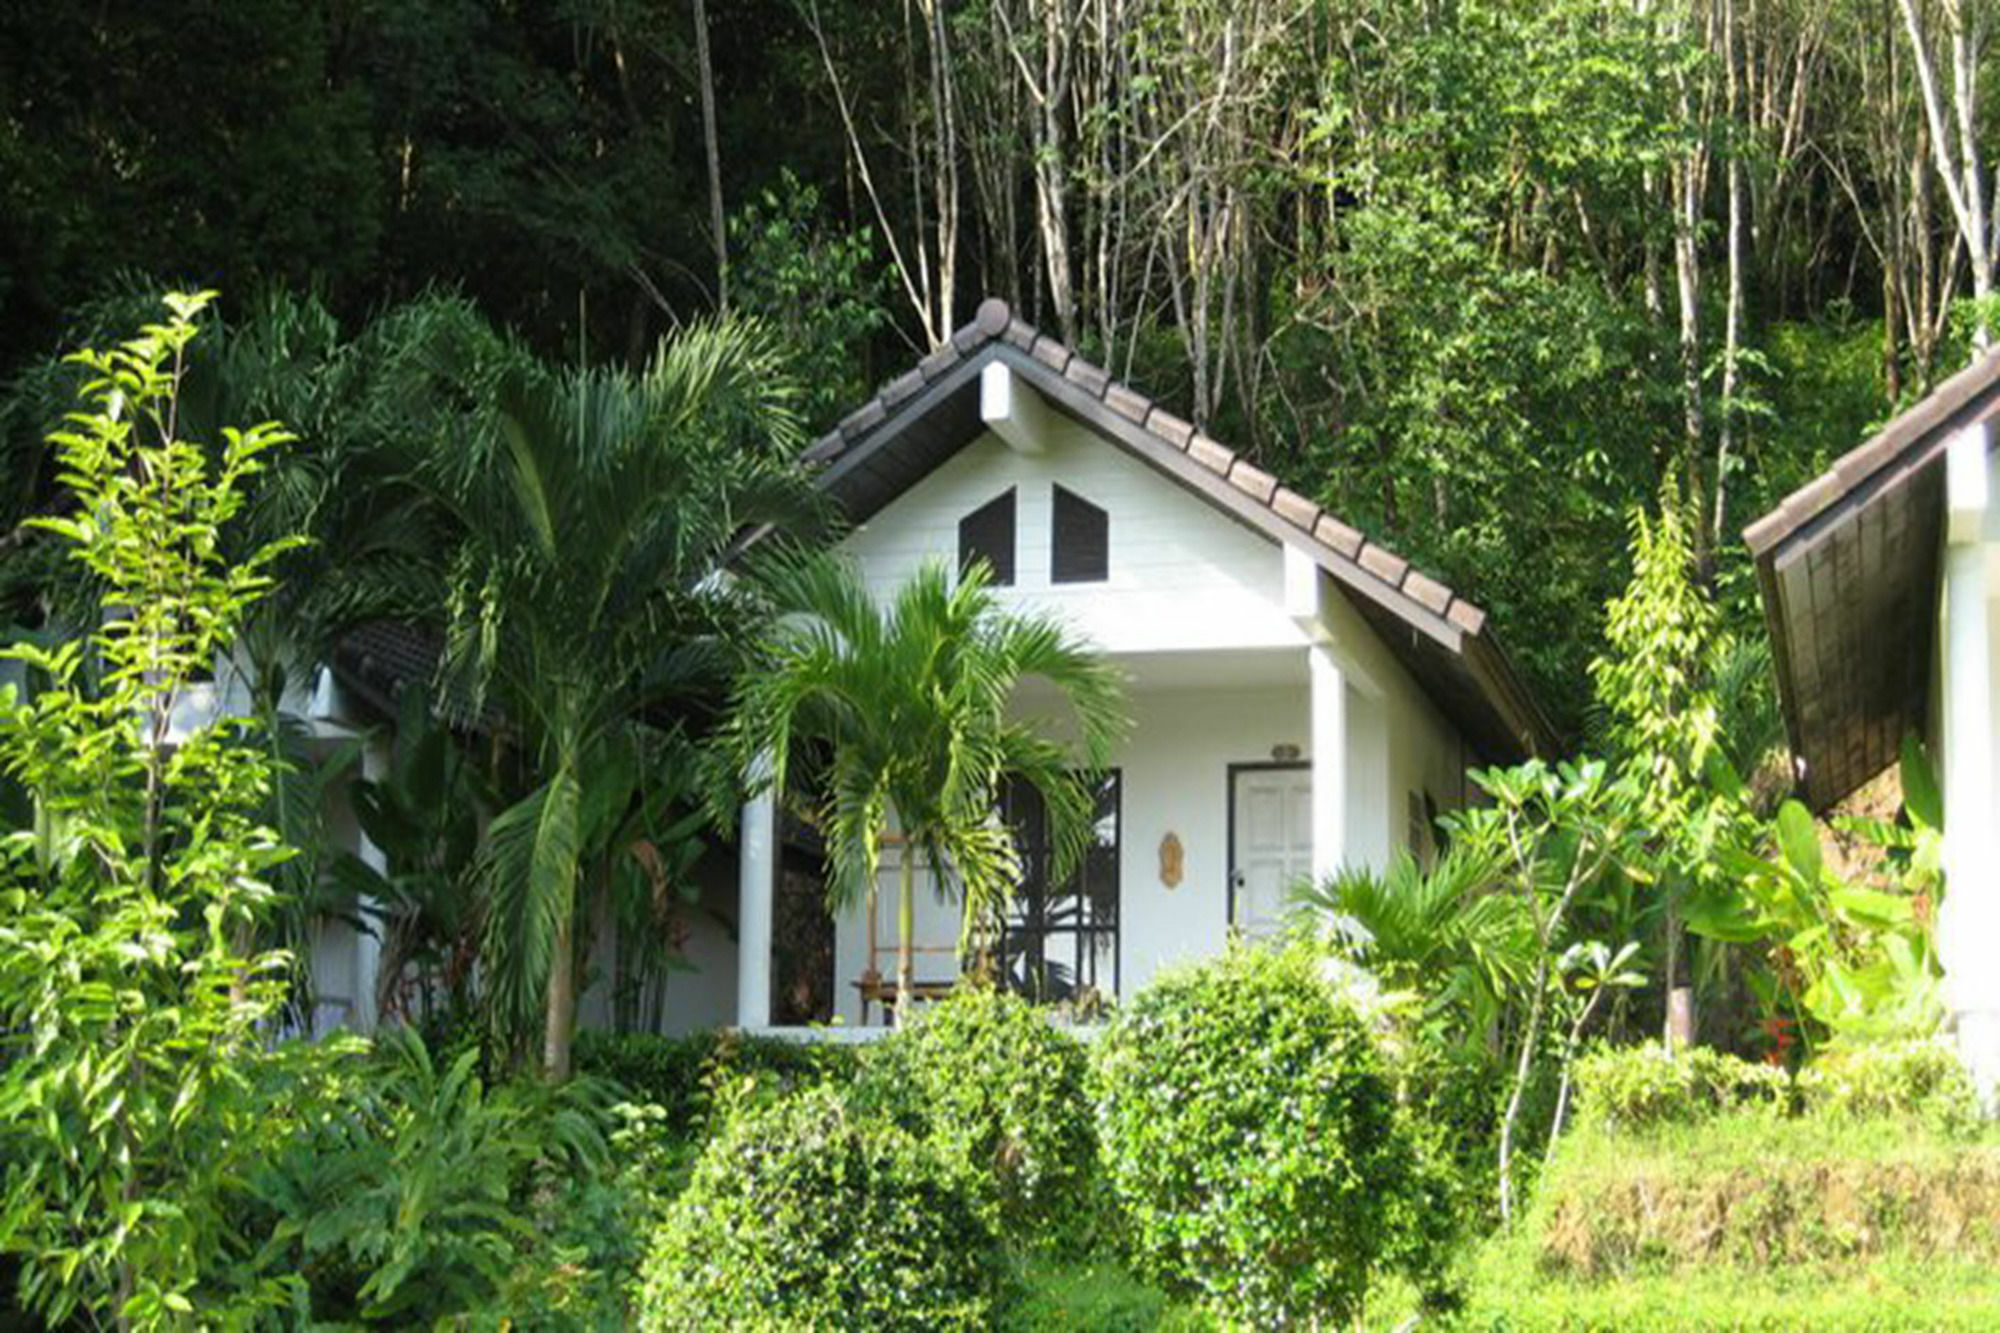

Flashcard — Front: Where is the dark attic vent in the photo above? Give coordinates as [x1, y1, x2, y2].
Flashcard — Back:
[1051, 485, 1109, 583]
[958, 488, 1017, 586]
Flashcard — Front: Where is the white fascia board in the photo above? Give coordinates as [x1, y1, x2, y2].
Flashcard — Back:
[980, 361, 1052, 454]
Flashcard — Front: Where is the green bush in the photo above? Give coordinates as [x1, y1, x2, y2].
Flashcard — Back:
[573, 1028, 857, 1135]
[1801, 1040, 1978, 1127]
[1574, 1042, 1793, 1131]
[246, 1029, 612, 1325]
[858, 984, 1097, 1242]
[1576, 1039, 1978, 1134]
[1090, 944, 1420, 1325]
[636, 1085, 1001, 1330]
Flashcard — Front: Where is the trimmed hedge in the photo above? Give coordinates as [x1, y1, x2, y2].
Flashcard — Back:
[1575, 1039, 1977, 1134]
[857, 984, 1098, 1243]
[1090, 944, 1423, 1325]
[572, 1028, 856, 1134]
[636, 1085, 1000, 1330]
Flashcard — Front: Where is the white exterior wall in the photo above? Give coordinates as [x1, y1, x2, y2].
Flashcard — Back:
[806, 409, 1468, 1027]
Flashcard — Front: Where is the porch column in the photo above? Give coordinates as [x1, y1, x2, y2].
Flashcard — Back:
[736, 785, 776, 1030]
[1309, 644, 1347, 883]
[352, 736, 390, 1034]
[1941, 420, 2000, 1100]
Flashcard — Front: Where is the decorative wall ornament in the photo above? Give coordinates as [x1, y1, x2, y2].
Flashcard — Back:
[1159, 832, 1184, 889]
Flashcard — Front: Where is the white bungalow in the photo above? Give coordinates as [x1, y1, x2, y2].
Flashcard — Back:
[1746, 345, 2000, 1092]
[274, 299, 1552, 1038]
[733, 298, 1555, 1031]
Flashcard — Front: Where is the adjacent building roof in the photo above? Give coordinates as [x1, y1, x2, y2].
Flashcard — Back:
[796, 298, 1557, 762]
[1746, 345, 2000, 810]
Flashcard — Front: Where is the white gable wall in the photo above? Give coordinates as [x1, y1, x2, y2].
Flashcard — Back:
[841, 418, 1304, 654]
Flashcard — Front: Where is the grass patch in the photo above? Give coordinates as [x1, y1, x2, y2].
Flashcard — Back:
[1449, 1109, 2000, 1330]
[1457, 1251, 2000, 1331]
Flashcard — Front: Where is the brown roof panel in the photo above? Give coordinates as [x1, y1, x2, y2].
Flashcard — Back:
[1746, 348, 2000, 809]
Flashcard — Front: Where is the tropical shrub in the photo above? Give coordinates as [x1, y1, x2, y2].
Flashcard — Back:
[859, 983, 1097, 1242]
[1090, 944, 1421, 1325]
[1574, 1042, 1794, 1132]
[246, 1028, 612, 1325]
[573, 1027, 858, 1137]
[1576, 1039, 1976, 1134]
[636, 1084, 1001, 1331]
[0, 293, 302, 1327]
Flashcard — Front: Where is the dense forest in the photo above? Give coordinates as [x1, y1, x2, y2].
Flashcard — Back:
[3, 0, 1995, 730]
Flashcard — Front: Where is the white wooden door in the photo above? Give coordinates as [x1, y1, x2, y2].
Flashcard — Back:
[1230, 766, 1314, 938]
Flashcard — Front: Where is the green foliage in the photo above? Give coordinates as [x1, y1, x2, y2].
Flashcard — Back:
[998, 1252, 1210, 1332]
[1700, 788, 1945, 1047]
[0, 293, 300, 1327]
[1476, 1080, 2000, 1330]
[246, 1028, 612, 1325]
[572, 1027, 859, 1139]
[1575, 1039, 1976, 1134]
[1294, 843, 1534, 1052]
[727, 553, 1126, 1009]
[859, 984, 1098, 1243]
[332, 683, 492, 1030]
[1573, 1042, 1795, 1132]
[418, 318, 815, 1071]
[637, 1084, 1002, 1331]
[729, 170, 890, 434]
[1090, 944, 1422, 1325]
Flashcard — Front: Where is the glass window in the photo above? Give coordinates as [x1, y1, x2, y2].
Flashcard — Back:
[958, 488, 1017, 586]
[994, 771, 1120, 1002]
[1051, 484, 1108, 583]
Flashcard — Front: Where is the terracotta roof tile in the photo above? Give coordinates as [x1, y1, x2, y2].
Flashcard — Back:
[880, 368, 925, 407]
[1031, 336, 1073, 375]
[974, 297, 1011, 336]
[1064, 357, 1111, 399]
[1227, 459, 1279, 504]
[838, 397, 886, 440]
[1271, 486, 1320, 531]
[1105, 383, 1151, 424]
[1188, 434, 1233, 475]
[1003, 319, 1037, 350]
[1402, 568, 1454, 616]
[917, 343, 959, 381]
[1145, 407, 1195, 450]
[1359, 543, 1410, 587]
[1314, 514, 1364, 558]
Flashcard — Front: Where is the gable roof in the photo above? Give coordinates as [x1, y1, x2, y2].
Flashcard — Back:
[800, 298, 1557, 763]
[1746, 345, 2000, 810]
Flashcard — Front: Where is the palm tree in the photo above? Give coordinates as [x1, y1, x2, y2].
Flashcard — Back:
[421, 319, 814, 1077]
[727, 554, 1126, 1023]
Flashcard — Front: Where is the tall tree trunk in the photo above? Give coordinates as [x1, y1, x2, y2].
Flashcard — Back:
[692, 0, 728, 313]
[543, 916, 577, 1079]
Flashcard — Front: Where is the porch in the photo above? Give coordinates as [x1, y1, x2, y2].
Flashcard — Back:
[734, 577, 1462, 1031]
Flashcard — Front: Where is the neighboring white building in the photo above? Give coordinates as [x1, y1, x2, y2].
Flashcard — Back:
[1746, 345, 2000, 1092]
[735, 298, 1555, 1031]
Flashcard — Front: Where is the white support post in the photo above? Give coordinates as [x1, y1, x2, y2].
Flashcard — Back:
[352, 736, 389, 1034]
[736, 784, 777, 1031]
[1309, 645, 1347, 883]
[1941, 420, 2000, 1100]
[980, 362, 1052, 454]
